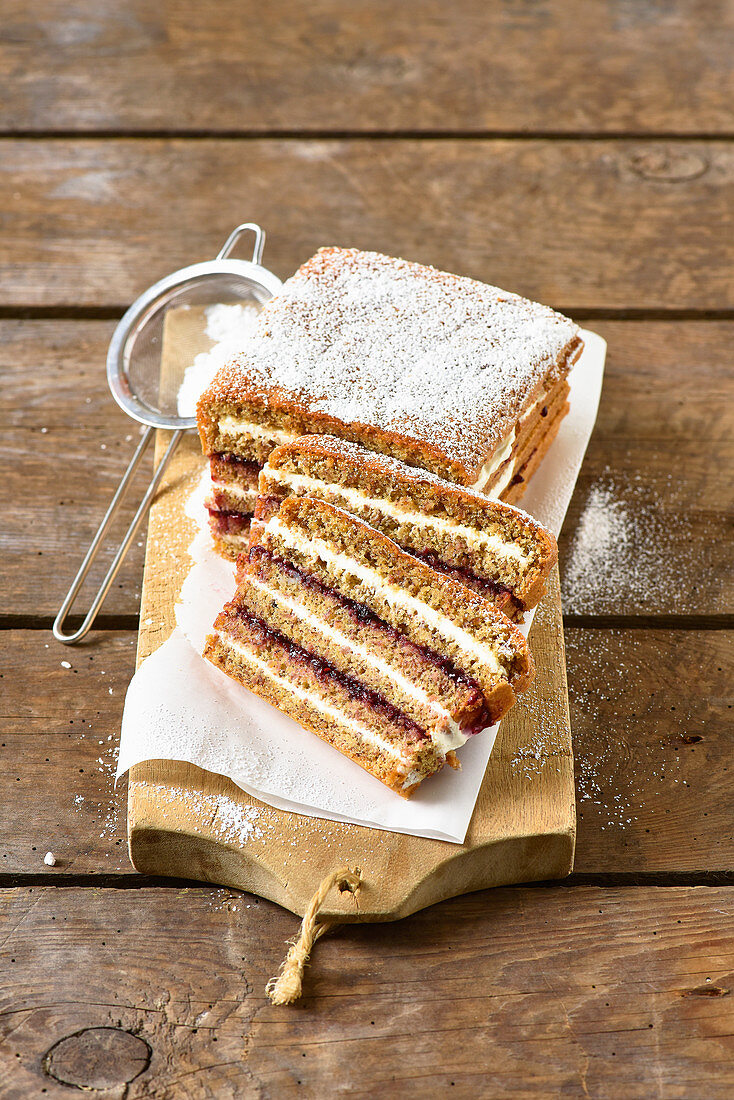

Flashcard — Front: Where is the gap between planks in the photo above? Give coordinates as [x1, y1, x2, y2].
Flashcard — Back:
[1, 872, 732, 889]
[3, 129, 734, 141]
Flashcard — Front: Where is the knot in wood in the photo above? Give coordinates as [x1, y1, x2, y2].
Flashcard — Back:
[629, 150, 709, 182]
[44, 1027, 151, 1090]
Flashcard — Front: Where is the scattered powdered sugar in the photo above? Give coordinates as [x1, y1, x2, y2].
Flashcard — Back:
[206, 247, 580, 473]
[566, 628, 641, 832]
[561, 471, 708, 614]
[566, 628, 701, 833]
[176, 302, 261, 417]
[143, 782, 267, 846]
[507, 639, 568, 783]
[207, 887, 255, 913]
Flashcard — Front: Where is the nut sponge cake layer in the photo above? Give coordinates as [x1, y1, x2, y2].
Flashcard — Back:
[254, 435, 558, 619]
[198, 247, 583, 486]
[204, 496, 533, 797]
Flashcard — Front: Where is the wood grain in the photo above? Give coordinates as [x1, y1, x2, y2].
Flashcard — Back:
[557, 322, 734, 619]
[1, 2, 730, 1091]
[568, 628, 734, 873]
[0, 630, 134, 874]
[1, 318, 149, 621]
[1, 427, 148, 622]
[2, 140, 733, 310]
[3, 626, 731, 879]
[3, 320, 731, 619]
[1, 884, 732, 1097]
[1, 1, 731, 134]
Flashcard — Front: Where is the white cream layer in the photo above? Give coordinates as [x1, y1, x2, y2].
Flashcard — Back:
[471, 432, 515, 491]
[219, 416, 296, 446]
[218, 532, 250, 551]
[263, 470, 530, 569]
[210, 481, 259, 509]
[485, 457, 518, 502]
[264, 517, 507, 677]
[247, 574, 468, 756]
[471, 387, 552, 494]
[216, 631, 411, 766]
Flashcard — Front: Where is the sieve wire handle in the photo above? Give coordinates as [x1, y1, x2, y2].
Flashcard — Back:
[217, 222, 264, 263]
[53, 428, 184, 644]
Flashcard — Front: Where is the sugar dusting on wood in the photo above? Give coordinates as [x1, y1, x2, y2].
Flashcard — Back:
[143, 782, 268, 846]
[561, 472, 707, 614]
[565, 628, 705, 835]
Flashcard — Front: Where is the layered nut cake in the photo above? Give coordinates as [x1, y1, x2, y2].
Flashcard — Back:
[204, 497, 533, 797]
[197, 246, 583, 557]
[254, 435, 558, 621]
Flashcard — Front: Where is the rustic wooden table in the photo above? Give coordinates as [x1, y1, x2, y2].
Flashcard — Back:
[1, 3, 732, 1096]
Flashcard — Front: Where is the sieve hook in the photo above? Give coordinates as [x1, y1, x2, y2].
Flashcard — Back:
[217, 222, 265, 264]
[53, 429, 184, 643]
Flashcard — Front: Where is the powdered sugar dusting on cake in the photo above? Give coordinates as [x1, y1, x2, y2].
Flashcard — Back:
[177, 302, 261, 417]
[204, 248, 581, 476]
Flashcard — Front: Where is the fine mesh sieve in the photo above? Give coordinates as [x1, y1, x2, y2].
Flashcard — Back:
[53, 223, 283, 644]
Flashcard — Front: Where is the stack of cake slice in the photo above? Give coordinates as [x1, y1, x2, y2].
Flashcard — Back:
[204, 496, 533, 797]
[198, 246, 583, 557]
[253, 435, 558, 621]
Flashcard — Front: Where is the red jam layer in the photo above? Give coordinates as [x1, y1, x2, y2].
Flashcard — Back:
[253, 495, 521, 611]
[210, 452, 261, 477]
[409, 548, 521, 614]
[232, 608, 430, 745]
[247, 546, 492, 734]
[207, 507, 252, 536]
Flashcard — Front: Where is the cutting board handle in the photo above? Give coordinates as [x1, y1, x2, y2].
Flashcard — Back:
[266, 867, 362, 1005]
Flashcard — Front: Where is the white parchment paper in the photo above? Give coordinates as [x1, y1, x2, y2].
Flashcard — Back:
[118, 330, 606, 843]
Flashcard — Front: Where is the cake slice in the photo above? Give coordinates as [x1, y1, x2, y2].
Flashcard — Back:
[204, 496, 534, 797]
[253, 435, 558, 620]
[205, 453, 260, 556]
[198, 247, 583, 555]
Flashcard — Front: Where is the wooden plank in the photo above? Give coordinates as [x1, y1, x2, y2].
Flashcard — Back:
[1, 427, 148, 621]
[2, 317, 118, 429]
[0, 318, 149, 621]
[3, 320, 731, 619]
[0, 631, 134, 874]
[2, 140, 732, 310]
[1, 884, 732, 1096]
[1, 2, 731, 134]
[2, 625, 732, 877]
[568, 628, 733, 873]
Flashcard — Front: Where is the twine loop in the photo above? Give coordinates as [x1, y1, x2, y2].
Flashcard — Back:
[266, 866, 362, 1005]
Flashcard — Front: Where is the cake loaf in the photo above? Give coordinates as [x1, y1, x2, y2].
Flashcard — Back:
[253, 435, 558, 621]
[198, 247, 583, 555]
[204, 496, 533, 797]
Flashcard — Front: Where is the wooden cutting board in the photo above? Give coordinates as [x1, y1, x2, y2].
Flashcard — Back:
[128, 308, 575, 921]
